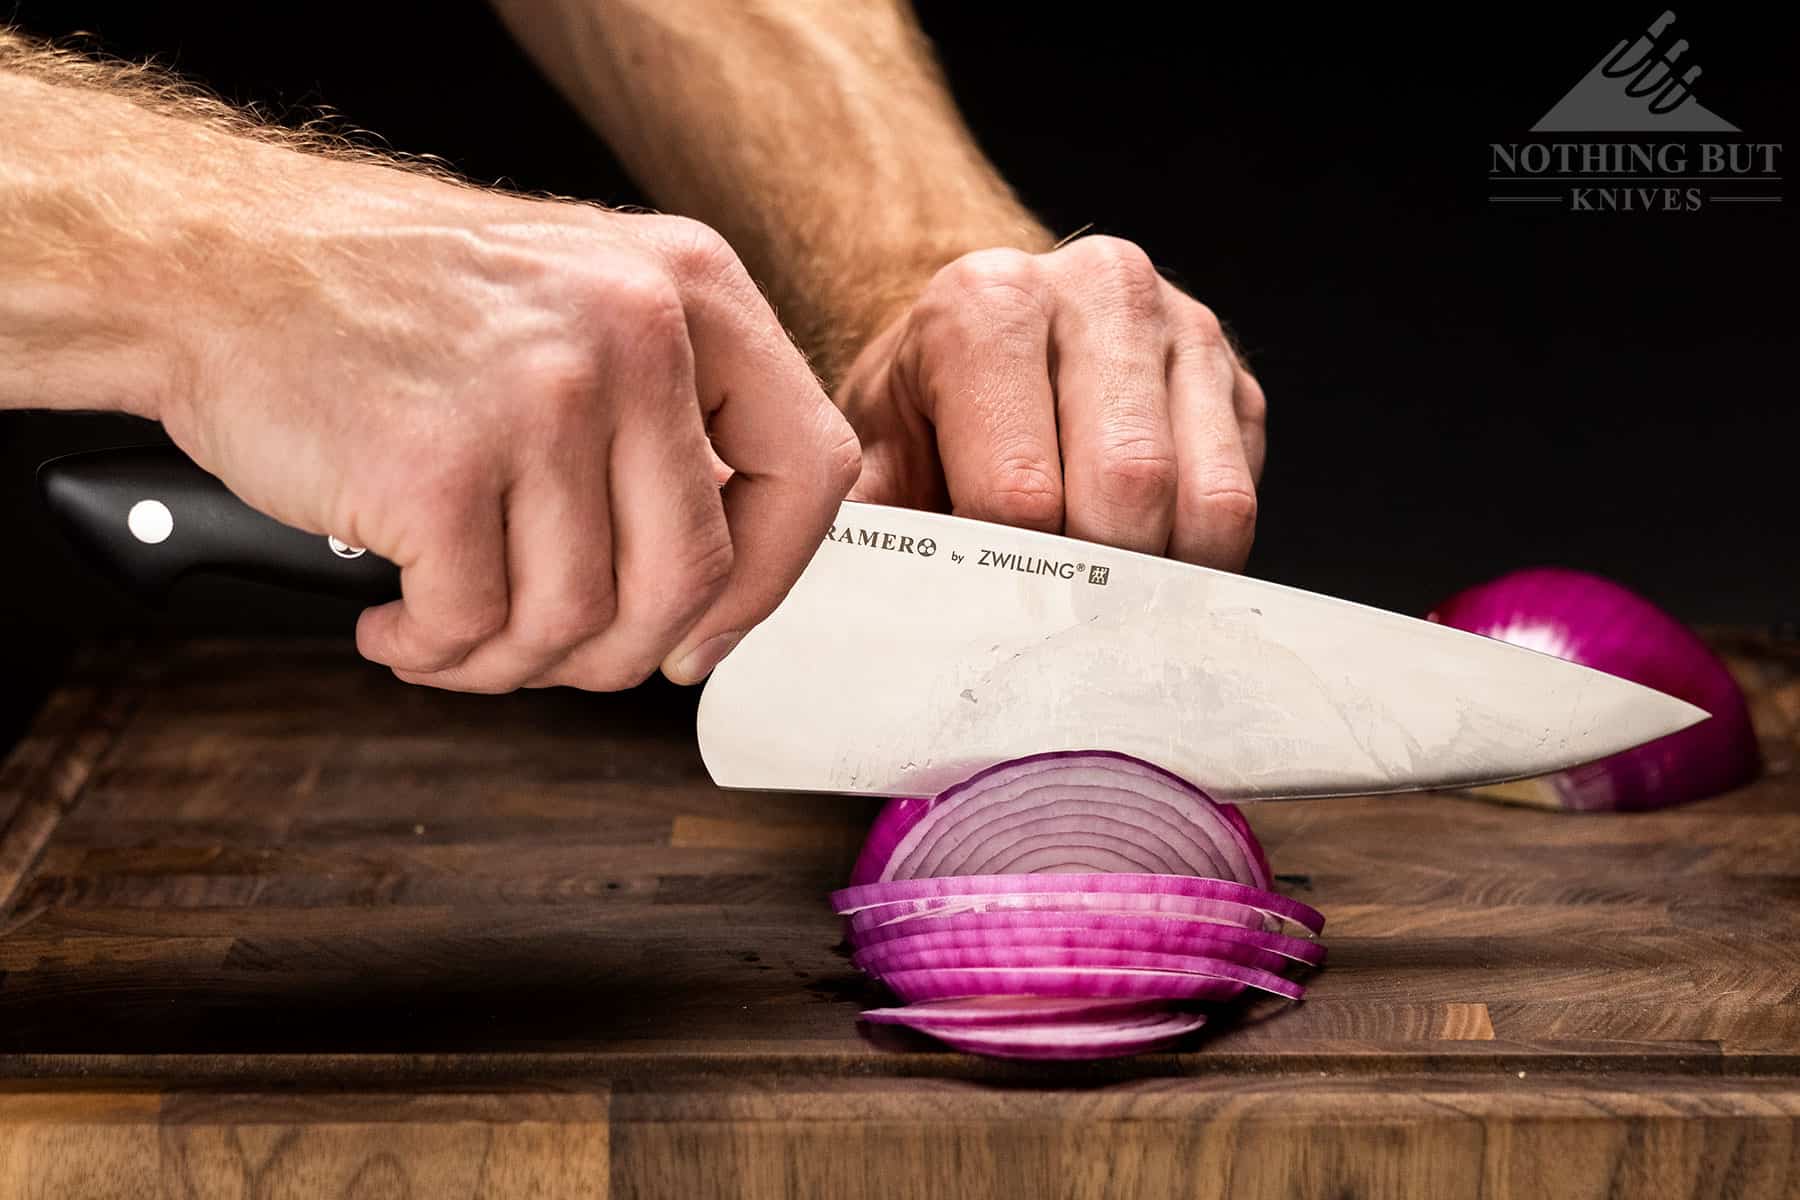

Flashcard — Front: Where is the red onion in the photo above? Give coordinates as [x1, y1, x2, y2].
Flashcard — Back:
[833, 750, 1322, 1060]
[1428, 568, 1760, 811]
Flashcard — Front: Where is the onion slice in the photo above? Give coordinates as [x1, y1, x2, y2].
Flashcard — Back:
[924, 1011, 1207, 1060]
[846, 890, 1306, 941]
[848, 751, 1269, 889]
[856, 997, 1166, 1028]
[854, 944, 1304, 1000]
[883, 966, 1272, 1004]
[1429, 567, 1760, 811]
[852, 914, 1326, 968]
[833, 872, 1323, 933]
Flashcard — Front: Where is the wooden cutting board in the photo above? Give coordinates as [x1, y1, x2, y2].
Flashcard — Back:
[0, 633, 1795, 1199]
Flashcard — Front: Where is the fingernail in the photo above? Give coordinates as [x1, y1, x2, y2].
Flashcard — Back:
[670, 630, 745, 684]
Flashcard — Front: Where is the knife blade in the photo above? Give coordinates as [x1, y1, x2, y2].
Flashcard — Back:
[695, 501, 1707, 800]
[38, 446, 1706, 802]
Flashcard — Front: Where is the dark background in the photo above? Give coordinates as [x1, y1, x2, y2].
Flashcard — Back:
[3, 3, 1794, 741]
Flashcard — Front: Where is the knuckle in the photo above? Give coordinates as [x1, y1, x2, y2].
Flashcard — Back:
[410, 437, 494, 501]
[1182, 299, 1226, 345]
[608, 662, 661, 692]
[432, 602, 508, 654]
[981, 459, 1064, 529]
[519, 346, 606, 430]
[1073, 234, 1153, 267]
[569, 657, 659, 694]
[600, 263, 689, 342]
[516, 588, 619, 656]
[588, 266, 692, 382]
[1079, 239, 1163, 313]
[1097, 439, 1180, 510]
[451, 676, 525, 697]
[1194, 484, 1259, 539]
[645, 215, 742, 287]
[932, 248, 1045, 315]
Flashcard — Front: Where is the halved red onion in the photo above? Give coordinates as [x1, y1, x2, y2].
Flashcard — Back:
[924, 1011, 1207, 1060]
[833, 872, 1322, 932]
[847, 751, 1269, 889]
[854, 944, 1303, 1000]
[883, 965, 1270, 1004]
[857, 996, 1166, 1028]
[852, 914, 1326, 969]
[1429, 568, 1760, 811]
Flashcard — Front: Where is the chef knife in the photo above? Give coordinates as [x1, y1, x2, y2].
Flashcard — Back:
[39, 445, 1707, 801]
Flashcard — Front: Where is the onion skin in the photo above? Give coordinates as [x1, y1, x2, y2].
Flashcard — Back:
[1428, 568, 1760, 811]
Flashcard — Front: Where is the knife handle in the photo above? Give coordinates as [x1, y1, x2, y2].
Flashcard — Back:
[38, 445, 403, 604]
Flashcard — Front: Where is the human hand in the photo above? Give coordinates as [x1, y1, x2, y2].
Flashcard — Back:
[160, 164, 859, 692]
[836, 236, 1264, 569]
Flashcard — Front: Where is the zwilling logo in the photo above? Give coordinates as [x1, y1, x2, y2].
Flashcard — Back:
[1489, 11, 1782, 212]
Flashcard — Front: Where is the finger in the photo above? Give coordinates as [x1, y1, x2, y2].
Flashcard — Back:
[1213, 318, 1268, 484]
[355, 481, 509, 675]
[841, 321, 947, 511]
[658, 258, 860, 684]
[1235, 367, 1268, 484]
[909, 254, 1063, 531]
[538, 370, 733, 692]
[1166, 330, 1259, 570]
[844, 400, 944, 510]
[393, 446, 617, 693]
[1048, 239, 1176, 555]
[844, 416, 935, 508]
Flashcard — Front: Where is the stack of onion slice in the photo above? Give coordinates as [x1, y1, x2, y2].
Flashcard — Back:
[832, 751, 1323, 1059]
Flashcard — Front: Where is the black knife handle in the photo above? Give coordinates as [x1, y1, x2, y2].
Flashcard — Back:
[38, 445, 403, 604]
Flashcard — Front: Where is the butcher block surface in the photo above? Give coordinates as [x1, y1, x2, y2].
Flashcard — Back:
[0, 632, 1795, 1198]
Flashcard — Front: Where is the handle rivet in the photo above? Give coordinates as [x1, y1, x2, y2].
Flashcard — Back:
[127, 499, 174, 545]
[328, 536, 367, 559]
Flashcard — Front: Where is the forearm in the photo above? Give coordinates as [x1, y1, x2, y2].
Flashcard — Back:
[0, 30, 450, 419]
[492, 0, 1054, 385]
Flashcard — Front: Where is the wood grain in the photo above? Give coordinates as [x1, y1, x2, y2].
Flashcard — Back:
[0, 1092, 608, 1198]
[0, 631, 1793, 1198]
